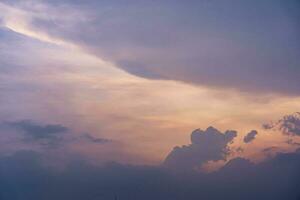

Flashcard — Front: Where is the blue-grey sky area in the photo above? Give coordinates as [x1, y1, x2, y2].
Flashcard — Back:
[0, 1, 300, 199]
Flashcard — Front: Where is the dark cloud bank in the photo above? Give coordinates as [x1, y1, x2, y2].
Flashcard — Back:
[1, 125, 300, 200]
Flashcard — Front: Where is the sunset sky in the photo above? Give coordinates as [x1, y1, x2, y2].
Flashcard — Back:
[0, 1, 300, 199]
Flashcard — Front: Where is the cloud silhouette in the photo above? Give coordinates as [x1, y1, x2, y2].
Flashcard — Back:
[243, 130, 258, 143]
[3, 120, 68, 147]
[263, 112, 300, 136]
[6, 120, 68, 139]
[163, 126, 237, 171]
[0, 148, 300, 200]
[2, 120, 111, 148]
[81, 133, 112, 144]
[286, 139, 300, 146]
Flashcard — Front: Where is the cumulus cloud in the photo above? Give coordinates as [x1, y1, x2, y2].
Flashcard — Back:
[1, 0, 299, 95]
[243, 130, 258, 143]
[263, 112, 300, 136]
[163, 126, 237, 171]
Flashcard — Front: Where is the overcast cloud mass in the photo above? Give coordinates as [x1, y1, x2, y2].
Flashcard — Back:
[1, 0, 299, 95]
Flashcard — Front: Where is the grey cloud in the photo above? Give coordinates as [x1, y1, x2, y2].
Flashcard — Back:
[163, 126, 237, 171]
[81, 133, 112, 144]
[3, 120, 68, 147]
[243, 130, 258, 143]
[5, 0, 300, 95]
[0, 148, 300, 200]
[263, 112, 300, 136]
[2, 120, 111, 148]
[261, 146, 281, 158]
[286, 139, 300, 146]
[262, 123, 274, 130]
[5, 120, 68, 140]
[262, 146, 279, 153]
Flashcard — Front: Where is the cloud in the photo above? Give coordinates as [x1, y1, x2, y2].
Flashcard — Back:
[263, 112, 300, 136]
[1, 0, 300, 95]
[286, 139, 300, 146]
[163, 126, 237, 171]
[3, 120, 67, 147]
[2, 120, 111, 149]
[0, 148, 300, 200]
[81, 133, 112, 144]
[243, 130, 258, 143]
[6, 120, 68, 138]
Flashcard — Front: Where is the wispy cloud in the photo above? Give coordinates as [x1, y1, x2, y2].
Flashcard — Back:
[263, 112, 300, 136]
[1, 120, 112, 149]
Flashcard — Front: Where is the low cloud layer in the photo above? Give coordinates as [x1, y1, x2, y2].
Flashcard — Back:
[2, 120, 68, 147]
[1, 120, 111, 149]
[1, 121, 300, 199]
[0, 147, 299, 200]
[6, 120, 68, 139]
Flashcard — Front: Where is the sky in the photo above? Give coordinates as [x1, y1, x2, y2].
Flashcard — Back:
[0, 0, 300, 199]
